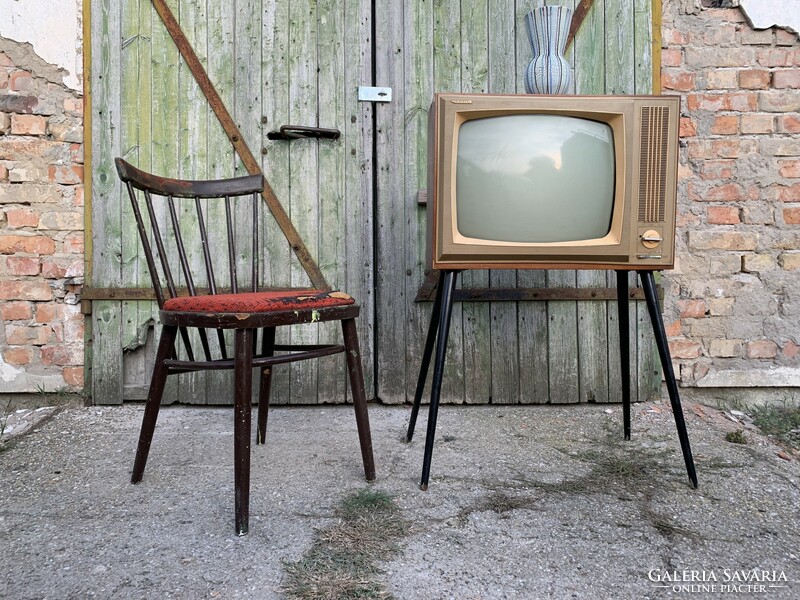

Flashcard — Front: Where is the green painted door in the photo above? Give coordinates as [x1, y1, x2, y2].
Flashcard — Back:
[89, 0, 658, 405]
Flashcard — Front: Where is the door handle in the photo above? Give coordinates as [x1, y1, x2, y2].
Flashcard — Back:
[266, 125, 340, 140]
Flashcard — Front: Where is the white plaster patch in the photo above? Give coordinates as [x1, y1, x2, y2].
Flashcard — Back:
[740, 0, 800, 37]
[0, 0, 82, 90]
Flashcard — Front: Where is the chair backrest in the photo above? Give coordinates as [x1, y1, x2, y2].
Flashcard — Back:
[115, 158, 265, 309]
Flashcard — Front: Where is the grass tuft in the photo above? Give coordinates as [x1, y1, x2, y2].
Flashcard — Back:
[725, 430, 747, 444]
[282, 489, 409, 600]
[751, 403, 800, 450]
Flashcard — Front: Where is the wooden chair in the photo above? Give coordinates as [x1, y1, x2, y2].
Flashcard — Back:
[115, 158, 375, 535]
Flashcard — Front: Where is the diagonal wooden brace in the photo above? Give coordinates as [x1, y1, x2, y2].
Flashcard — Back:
[150, 0, 330, 291]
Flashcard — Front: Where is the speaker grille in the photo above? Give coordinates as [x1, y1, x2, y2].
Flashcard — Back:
[638, 106, 670, 223]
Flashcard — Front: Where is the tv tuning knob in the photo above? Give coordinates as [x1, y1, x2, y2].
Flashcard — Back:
[641, 230, 662, 249]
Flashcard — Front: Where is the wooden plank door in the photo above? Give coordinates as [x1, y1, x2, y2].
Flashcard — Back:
[373, 0, 659, 404]
[89, 0, 373, 404]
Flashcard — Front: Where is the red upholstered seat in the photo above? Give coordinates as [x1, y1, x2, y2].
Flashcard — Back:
[162, 289, 355, 313]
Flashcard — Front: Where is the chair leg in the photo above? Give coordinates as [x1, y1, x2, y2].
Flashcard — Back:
[639, 271, 699, 489]
[256, 327, 276, 445]
[341, 318, 376, 481]
[132, 325, 177, 484]
[233, 328, 254, 535]
[405, 270, 446, 443]
[615, 270, 632, 441]
[420, 270, 459, 491]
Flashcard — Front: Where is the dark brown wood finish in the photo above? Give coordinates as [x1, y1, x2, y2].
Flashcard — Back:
[116, 158, 375, 535]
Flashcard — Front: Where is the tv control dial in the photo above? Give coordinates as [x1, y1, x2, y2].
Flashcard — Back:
[640, 230, 662, 249]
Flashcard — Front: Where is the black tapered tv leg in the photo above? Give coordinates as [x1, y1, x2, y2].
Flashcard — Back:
[639, 271, 699, 489]
[615, 270, 632, 441]
[405, 271, 446, 443]
[420, 270, 459, 491]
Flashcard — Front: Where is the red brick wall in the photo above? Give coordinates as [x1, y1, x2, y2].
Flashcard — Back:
[0, 43, 84, 393]
[661, 0, 800, 387]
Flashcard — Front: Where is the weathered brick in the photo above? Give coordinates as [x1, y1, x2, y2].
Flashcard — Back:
[10, 114, 47, 136]
[762, 139, 800, 156]
[663, 28, 689, 45]
[662, 70, 696, 91]
[738, 69, 771, 89]
[665, 319, 682, 337]
[669, 339, 703, 359]
[0, 301, 33, 321]
[779, 160, 800, 179]
[63, 97, 83, 115]
[9, 70, 32, 92]
[2, 347, 34, 366]
[38, 211, 83, 231]
[739, 27, 773, 45]
[782, 340, 800, 359]
[48, 165, 83, 185]
[0, 280, 53, 300]
[63, 366, 84, 386]
[0, 183, 62, 204]
[775, 29, 797, 46]
[41, 259, 83, 279]
[740, 113, 775, 134]
[779, 252, 800, 270]
[765, 184, 800, 202]
[5, 208, 39, 228]
[710, 115, 739, 134]
[708, 297, 735, 316]
[688, 230, 759, 251]
[741, 253, 776, 272]
[62, 232, 84, 254]
[685, 47, 755, 68]
[0, 164, 8, 181]
[746, 340, 778, 359]
[709, 338, 743, 358]
[776, 114, 800, 133]
[705, 70, 738, 89]
[758, 90, 800, 112]
[707, 206, 741, 224]
[703, 23, 737, 46]
[680, 117, 697, 137]
[662, 48, 683, 67]
[757, 48, 794, 67]
[0, 234, 56, 255]
[41, 345, 83, 366]
[5, 256, 40, 276]
[678, 299, 707, 318]
[742, 205, 774, 225]
[773, 69, 800, 89]
[699, 160, 736, 180]
[5, 324, 54, 346]
[783, 207, 800, 224]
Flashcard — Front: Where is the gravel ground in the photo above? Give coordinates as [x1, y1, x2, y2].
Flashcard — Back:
[0, 399, 798, 599]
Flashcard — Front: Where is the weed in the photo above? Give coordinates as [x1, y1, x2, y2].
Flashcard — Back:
[282, 489, 409, 600]
[725, 430, 747, 444]
[0, 397, 12, 451]
[751, 403, 800, 450]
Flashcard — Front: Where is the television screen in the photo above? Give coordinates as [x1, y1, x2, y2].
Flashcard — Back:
[455, 114, 616, 244]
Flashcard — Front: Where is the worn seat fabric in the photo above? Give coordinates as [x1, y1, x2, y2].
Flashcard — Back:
[163, 289, 355, 313]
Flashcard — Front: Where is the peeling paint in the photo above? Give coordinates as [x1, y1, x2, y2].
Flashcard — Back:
[740, 0, 800, 37]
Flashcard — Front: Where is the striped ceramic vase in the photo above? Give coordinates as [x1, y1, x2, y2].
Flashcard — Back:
[524, 5, 573, 94]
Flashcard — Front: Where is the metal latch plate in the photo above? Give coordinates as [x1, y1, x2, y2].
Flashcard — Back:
[358, 86, 392, 102]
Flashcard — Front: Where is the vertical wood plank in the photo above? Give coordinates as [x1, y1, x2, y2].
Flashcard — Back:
[342, 0, 376, 399]
[375, 0, 407, 404]
[317, 0, 348, 404]
[460, 0, 492, 405]
[203, 0, 237, 404]
[288, 0, 320, 403]
[91, 0, 124, 404]
[432, 0, 465, 405]
[514, 1, 548, 404]
[573, 0, 609, 403]
[261, 0, 293, 403]
[401, 0, 434, 406]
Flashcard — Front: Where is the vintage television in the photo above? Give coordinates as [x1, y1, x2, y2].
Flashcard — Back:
[427, 92, 680, 271]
